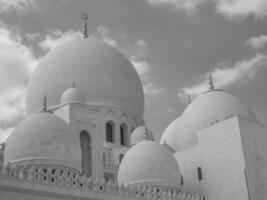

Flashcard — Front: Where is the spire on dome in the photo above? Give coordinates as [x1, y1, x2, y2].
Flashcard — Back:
[42, 93, 47, 111]
[81, 13, 88, 38]
[208, 74, 215, 91]
[72, 82, 76, 88]
[144, 126, 149, 138]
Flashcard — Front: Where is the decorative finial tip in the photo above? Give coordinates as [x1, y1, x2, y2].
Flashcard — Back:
[81, 13, 88, 20]
[208, 74, 215, 91]
[81, 13, 88, 38]
[42, 92, 47, 111]
[72, 82, 76, 88]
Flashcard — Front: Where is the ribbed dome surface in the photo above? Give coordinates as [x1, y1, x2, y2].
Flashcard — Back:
[60, 87, 86, 106]
[162, 90, 258, 152]
[118, 140, 181, 187]
[130, 126, 154, 145]
[26, 38, 144, 116]
[4, 112, 81, 171]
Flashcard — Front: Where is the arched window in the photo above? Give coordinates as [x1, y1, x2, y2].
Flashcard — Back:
[106, 121, 114, 143]
[197, 167, 203, 181]
[120, 123, 127, 146]
[80, 130, 91, 177]
[119, 154, 124, 163]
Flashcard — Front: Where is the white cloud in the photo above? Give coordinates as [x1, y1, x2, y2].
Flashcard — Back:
[26, 32, 41, 42]
[147, 0, 267, 20]
[147, 0, 207, 13]
[178, 54, 267, 99]
[0, 0, 37, 14]
[0, 86, 26, 122]
[38, 29, 81, 52]
[245, 35, 267, 50]
[216, 0, 267, 20]
[0, 23, 39, 142]
[144, 83, 166, 96]
[132, 61, 151, 79]
[95, 26, 118, 47]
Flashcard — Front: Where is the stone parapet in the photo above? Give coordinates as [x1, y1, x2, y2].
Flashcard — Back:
[0, 164, 206, 200]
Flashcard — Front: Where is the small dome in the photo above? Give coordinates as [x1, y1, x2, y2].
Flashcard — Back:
[118, 140, 181, 187]
[130, 126, 154, 145]
[26, 38, 144, 116]
[162, 90, 258, 152]
[60, 87, 86, 106]
[4, 112, 81, 172]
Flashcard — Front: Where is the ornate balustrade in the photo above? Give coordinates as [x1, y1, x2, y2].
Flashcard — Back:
[0, 164, 206, 200]
[103, 161, 119, 171]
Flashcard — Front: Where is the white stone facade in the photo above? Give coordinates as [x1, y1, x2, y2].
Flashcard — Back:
[1, 36, 266, 200]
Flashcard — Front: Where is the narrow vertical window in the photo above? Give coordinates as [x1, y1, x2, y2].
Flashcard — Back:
[120, 123, 127, 146]
[106, 121, 114, 143]
[103, 153, 106, 162]
[181, 175, 184, 186]
[197, 167, 203, 181]
[80, 130, 91, 177]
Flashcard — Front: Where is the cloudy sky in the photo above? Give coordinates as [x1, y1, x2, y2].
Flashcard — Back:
[1, 0, 267, 141]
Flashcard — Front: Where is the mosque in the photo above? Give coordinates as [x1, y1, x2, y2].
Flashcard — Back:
[0, 16, 267, 200]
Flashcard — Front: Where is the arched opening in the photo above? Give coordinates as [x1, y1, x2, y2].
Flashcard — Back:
[80, 130, 91, 177]
[106, 121, 114, 143]
[120, 123, 128, 146]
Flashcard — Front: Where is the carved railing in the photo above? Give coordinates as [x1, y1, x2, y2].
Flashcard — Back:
[103, 161, 118, 171]
[0, 164, 206, 200]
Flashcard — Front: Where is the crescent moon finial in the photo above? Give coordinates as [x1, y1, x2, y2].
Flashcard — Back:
[81, 13, 88, 20]
[81, 13, 88, 38]
[208, 74, 215, 91]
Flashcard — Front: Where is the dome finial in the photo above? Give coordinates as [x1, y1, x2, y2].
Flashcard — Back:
[42, 92, 47, 111]
[144, 126, 149, 138]
[208, 74, 215, 91]
[72, 82, 76, 88]
[81, 13, 88, 38]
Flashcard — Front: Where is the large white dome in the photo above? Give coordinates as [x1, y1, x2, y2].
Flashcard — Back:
[4, 112, 81, 172]
[26, 38, 144, 116]
[161, 90, 258, 152]
[118, 140, 181, 187]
